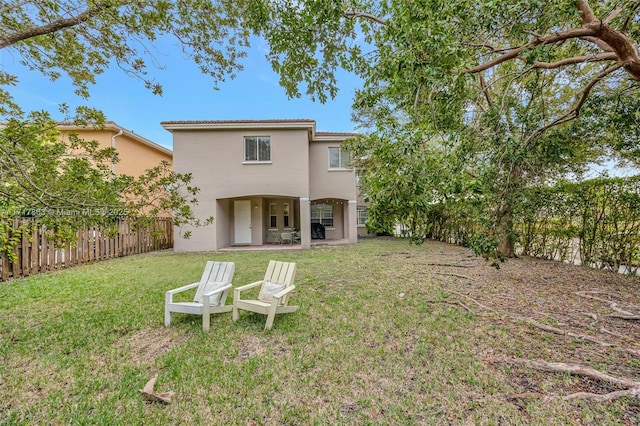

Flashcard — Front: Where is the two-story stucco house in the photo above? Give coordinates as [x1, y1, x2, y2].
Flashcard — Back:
[161, 119, 368, 251]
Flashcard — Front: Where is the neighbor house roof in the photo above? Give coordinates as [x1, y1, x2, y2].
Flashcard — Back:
[58, 121, 172, 156]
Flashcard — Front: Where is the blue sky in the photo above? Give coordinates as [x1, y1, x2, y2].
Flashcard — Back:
[0, 38, 362, 150]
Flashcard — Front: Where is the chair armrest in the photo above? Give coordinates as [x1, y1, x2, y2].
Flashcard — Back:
[202, 283, 231, 308]
[273, 285, 295, 300]
[233, 280, 263, 302]
[234, 281, 263, 292]
[166, 282, 199, 297]
[203, 284, 232, 298]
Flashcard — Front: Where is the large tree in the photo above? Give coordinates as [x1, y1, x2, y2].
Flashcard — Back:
[341, 0, 640, 257]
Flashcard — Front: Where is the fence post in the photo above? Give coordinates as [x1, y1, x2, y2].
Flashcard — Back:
[21, 219, 30, 277]
[30, 223, 38, 275]
[12, 218, 20, 278]
[0, 218, 9, 280]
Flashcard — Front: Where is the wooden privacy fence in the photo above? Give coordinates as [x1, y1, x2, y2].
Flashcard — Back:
[0, 217, 173, 281]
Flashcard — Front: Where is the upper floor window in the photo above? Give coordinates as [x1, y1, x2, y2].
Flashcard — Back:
[328, 147, 350, 169]
[244, 136, 271, 162]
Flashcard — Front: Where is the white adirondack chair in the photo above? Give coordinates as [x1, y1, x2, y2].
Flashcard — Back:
[232, 260, 298, 330]
[165, 261, 235, 331]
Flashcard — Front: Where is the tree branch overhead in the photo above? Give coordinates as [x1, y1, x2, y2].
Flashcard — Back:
[463, 0, 640, 80]
[0, 3, 109, 50]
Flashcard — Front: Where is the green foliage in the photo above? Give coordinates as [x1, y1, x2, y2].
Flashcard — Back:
[0, 220, 22, 261]
[1, 0, 259, 98]
[341, 0, 640, 261]
[345, 131, 459, 244]
[516, 176, 640, 273]
[0, 111, 210, 258]
[259, 0, 370, 103]
[3, 0, 640, 266]
[467, 233, 505, 268]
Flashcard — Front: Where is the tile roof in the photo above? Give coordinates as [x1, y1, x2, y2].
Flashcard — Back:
[56, 121, 172, 155]
[315, 131, 359, 137]
[160, 119, 316, 125]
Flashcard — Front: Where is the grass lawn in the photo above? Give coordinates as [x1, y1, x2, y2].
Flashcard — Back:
[0, 238, 638, 424]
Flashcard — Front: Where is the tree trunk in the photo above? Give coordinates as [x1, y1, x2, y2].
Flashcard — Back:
[494, 163, 523, 259]
[495, 205, 515, 258]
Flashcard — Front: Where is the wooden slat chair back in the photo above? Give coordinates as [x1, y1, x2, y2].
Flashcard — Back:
[232, 260, 298, 330]
[193, 261, 235, 306]
[260, 259, 296, 304]
[165, 261, 235, 331]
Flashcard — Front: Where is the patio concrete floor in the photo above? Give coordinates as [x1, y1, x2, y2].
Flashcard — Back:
[218, 239, 350, 252]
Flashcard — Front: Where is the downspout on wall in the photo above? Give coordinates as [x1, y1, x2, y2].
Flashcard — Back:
[111, 128, 123, 174]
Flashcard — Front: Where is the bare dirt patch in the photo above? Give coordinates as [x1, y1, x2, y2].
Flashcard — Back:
[118, 327, 189, 365]
[408, 240, 640, 405]
[235, 334, 290, 361]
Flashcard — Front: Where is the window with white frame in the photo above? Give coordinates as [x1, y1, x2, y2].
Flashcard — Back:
[283, 203, 290, 228]
[357, 206, 368, 226]
[311, 204, 334, 227]
[244, 136, 271, 162]
[328, 147, 350, 169]
[269, 203, 277, 229]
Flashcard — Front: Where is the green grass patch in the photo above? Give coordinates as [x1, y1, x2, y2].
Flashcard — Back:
[0, 239, 632, 424]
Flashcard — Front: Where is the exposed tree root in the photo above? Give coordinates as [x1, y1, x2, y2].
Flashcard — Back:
[575, 291, 640, 320]
[494, 295, 517, 301]
[425, 262, 475, 268]
[579, 312, 598, 321]
[609, 313, 640, 320]
[448, 290, 494, 311]
[515, 316, 640, 357]
[564, 388, 640, 402]
[519, 317, 614, 347]
[599, 326, 625, 338]
[500, 357, 640, 402]
[434, 272, 475, 281]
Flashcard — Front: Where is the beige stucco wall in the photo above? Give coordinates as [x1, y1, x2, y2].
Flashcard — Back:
[60, 129, 172, 177]
[309, 140, 357, 201]
[172, 128, 311, 250]
[173, 129, 310, 199]
[216, 199, 231, 249]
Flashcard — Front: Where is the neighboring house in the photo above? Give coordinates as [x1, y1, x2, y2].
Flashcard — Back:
[161, 119, 368, 251]
[57, 121, 173, 177]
